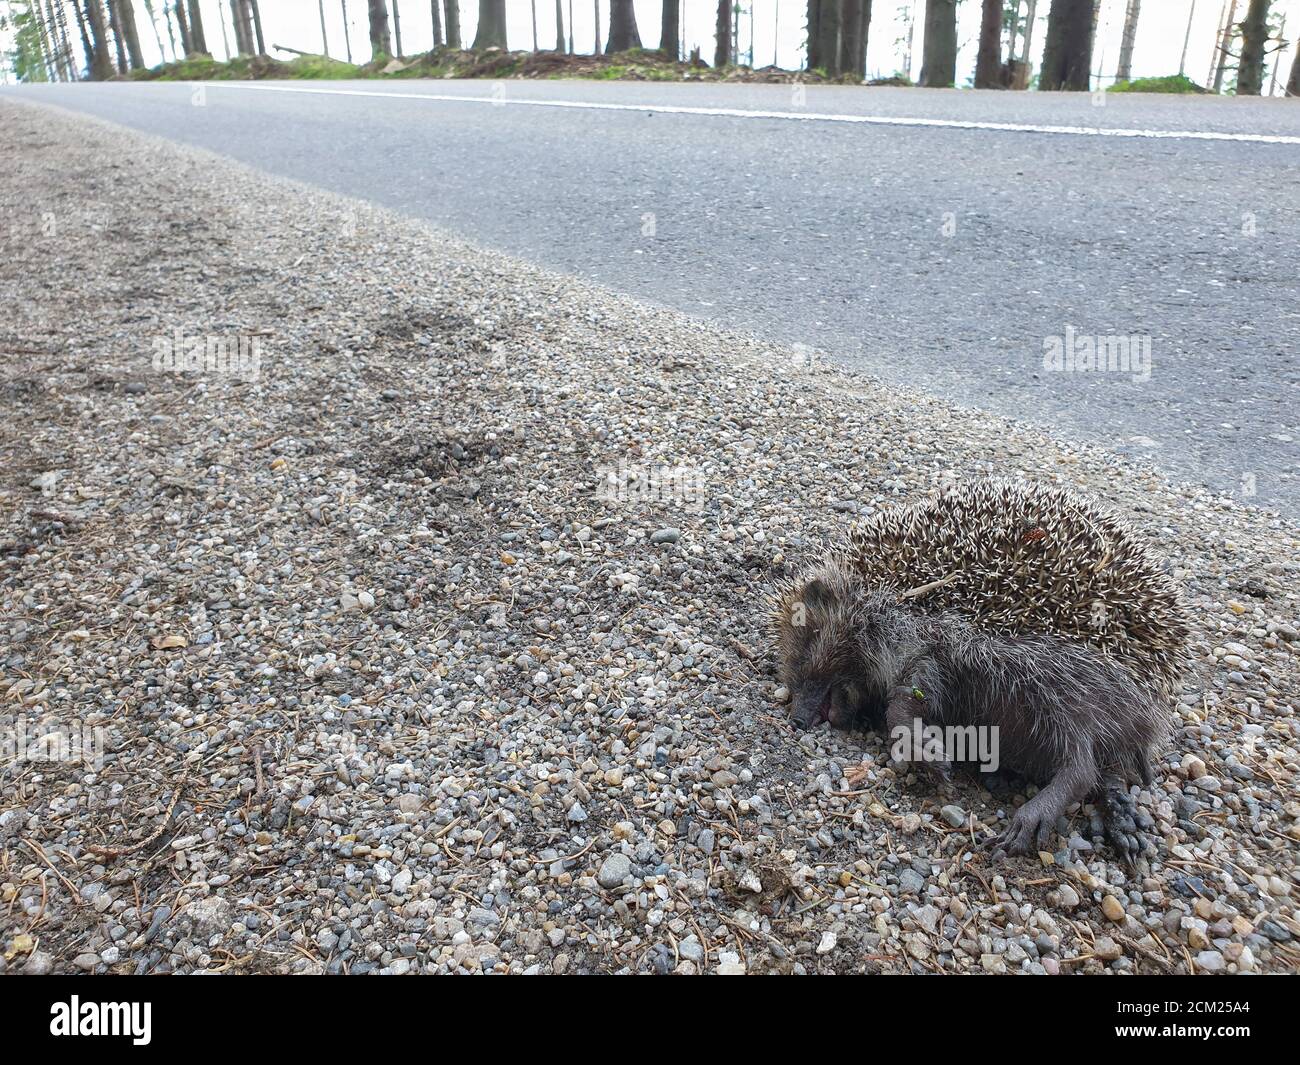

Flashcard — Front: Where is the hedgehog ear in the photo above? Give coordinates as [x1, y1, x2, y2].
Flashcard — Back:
[801, 578, 838, 616]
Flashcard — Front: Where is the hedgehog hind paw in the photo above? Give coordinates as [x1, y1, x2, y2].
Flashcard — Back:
[1094, 787, 1156, 867]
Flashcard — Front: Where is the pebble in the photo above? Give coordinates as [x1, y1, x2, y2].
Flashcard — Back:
[898, 870, 926, 895]
[22, 951, 54, 975]
[1093, 937, 1123, 962]
[597, 853, 632, 889]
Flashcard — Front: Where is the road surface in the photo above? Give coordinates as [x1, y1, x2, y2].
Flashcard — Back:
[5, 80, 1298, 513]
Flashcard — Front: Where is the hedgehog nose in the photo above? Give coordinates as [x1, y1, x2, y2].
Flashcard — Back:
[791, 691, 826, 730]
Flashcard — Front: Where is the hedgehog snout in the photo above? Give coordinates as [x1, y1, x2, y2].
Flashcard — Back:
[791, 683, 833, 730]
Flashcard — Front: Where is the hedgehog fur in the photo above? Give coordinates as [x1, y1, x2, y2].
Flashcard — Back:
[771, 479, 1190, 860]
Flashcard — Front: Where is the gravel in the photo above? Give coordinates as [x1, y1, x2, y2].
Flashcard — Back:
[1, 99, 1297, 975]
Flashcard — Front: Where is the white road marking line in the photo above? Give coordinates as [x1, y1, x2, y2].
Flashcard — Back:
[202, 82, 1300, 145]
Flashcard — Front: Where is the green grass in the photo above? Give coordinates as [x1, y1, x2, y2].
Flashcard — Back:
[126, 47, 825, 86]
[284, 55, 362, 79]
[130, 54, 244, 80]
[1108, 73, 1205, 94]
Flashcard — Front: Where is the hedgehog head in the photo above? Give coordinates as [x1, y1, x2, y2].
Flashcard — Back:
[773, 559, 884, 730]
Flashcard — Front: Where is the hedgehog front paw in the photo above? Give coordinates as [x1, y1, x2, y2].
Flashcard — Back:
[924, 759, 955, 795]
[999, 806, 1054, 856]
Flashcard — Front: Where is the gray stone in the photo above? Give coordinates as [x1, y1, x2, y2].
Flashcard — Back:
[597, 852, 632, 889]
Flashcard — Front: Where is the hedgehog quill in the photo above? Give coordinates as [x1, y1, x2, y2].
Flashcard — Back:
[772, 479, 1191, 861]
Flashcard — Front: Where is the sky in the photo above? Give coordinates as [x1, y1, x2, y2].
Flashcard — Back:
[5, 0, 1300, 91]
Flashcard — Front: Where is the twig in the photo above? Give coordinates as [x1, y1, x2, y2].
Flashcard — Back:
[19, 838, 84, 906]
[85, 772, 188, 860]
[897, 572, 958, 600]
[252, 745, 265, 799]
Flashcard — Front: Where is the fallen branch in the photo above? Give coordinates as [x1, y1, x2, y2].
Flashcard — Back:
[272, 44, 324, 58]
[85, 772, 189, 860]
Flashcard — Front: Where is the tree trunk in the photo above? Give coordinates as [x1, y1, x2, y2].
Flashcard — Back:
[393, 0, 404, 55]
[472, 0, 505, 49]
[839, 0, 868, 80]
[106, 0, 128, 71]
[530, 0, 537, 50]
[73, 0, 96, 74]
[1236, 0, 1271, 95]
[233, 0, 253, 54]
[918, 0, 957, 87]
[816, 0, 841, 75]
[84, 0, 116, 77]
[568, 0, 574, 51]
[1177, 0, 1193, 75]
[605, 0, 640, 51]
[45, 1, 66, 78]
[186, 0, 207, 52]
[122, 0, 145, 67]
[552, 0, 563, 50]
[142, 0, 169, 60]
[974, 0, 1001, 87]
[1020, 0, 1038, 61]
[32, 3, 56, 79]
[250, 0, 265, 53]
[217, 0, 231, 56]
[1115, 0, 1139, 80]
[444, 0, 459, 47]
[160, 0, 178, 58]
[814, 0, 840, 75]
[230, 0, 244, 54]
[1287, 35, 1300, 95]
[173, 0, 190, 54]
[229, 0, 243, 54]
[714, 0, 729, 67]
[367, 0, 392, 56]
[64, 0, 82, 73]
[321, 0, 331, 52]
[1268, 14, 1285, 94]
[660, 0, 678, 60]
[341, 0, 353, 59]
[45, 0, 68, 78]
[430, 0, 442, 46]
[806, 0, 819, 70]
[1211, 0, 1235, 90]
[1039, 0, 1092, 90]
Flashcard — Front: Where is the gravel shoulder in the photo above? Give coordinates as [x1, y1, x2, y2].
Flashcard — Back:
[1, 98, 1297, 976]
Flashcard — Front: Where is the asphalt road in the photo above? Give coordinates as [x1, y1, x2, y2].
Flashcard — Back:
[5, 80, 1298, 514]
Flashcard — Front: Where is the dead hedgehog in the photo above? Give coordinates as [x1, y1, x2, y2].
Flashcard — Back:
[772, 479, 1190, 861]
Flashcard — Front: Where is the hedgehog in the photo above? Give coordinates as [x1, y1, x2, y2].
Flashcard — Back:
[772, 479, 1190, 861]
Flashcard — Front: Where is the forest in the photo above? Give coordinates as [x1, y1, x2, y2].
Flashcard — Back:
[3, 1, 1298, 97]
